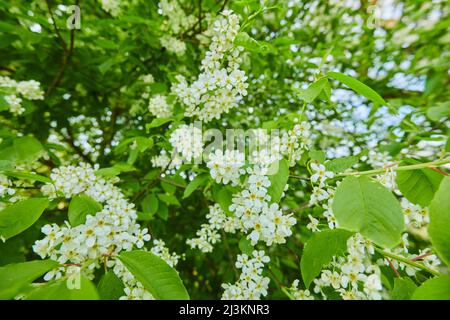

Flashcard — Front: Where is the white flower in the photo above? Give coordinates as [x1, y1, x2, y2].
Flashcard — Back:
[207, 149, 245, 186]
[5, 94, 24, 115]
[310, 163, 334, 187]
[169, 124, 203, 162]
[171, 11, 247, 122]
[16, 80, 44, 100]
[160, 35, 187, 56]
[306, 214, 320, 232]
[222, 250, 270, 300]
[148, 94, 173, 118]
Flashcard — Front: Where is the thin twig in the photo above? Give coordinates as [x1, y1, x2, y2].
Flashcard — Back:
[45, 0, 68, 52]
[45, 0, 80, 96]
[387, 258, 400, 277]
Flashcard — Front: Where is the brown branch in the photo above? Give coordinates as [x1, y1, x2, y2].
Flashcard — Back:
[411, 252, 433, 262]
[387, 258, 400, 277]
[45, 0, 68, 52]
[198, 0, 203, 33]
[0, 66, 15, 73]
[158, 177, 186, 189]
[428, 167, 450, 177]
[45, 0, 79, 96]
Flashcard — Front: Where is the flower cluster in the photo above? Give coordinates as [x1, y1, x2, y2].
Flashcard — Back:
[313, 234, 384, 300]
[206, 149, 245, 186]
[172, 10, 248, 121]
[150, 239, 181, 267]
[160, 35, 187, 56]
[187, 204, 238, 253]
[247, 122, 313, 167]
[169, 124, 203, 162]
[151, 150, 183, 171]
[140, 74, 154, 84]
[279, 122, 313, 166]
[401, 198, 430, 229]
[99, 0, 121, 17]
[0, 174, 15, 198]
[148, 94, 173, 118]
[288, 280, 315, 300]
[158, 0, 196, 34]
[0, 76, 44, 115]
[33, 163, 158, 297]
[310, 163, 334, 187]
[229, 166, 296, 246]
[157, 0, 196, 56]
[221, 250, 270, 300]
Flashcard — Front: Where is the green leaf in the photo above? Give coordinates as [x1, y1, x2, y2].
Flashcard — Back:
[68, 194, 102, 227]
[412, 276, 450, 300]
[239, 237, 254, 255]
[325, 156, 359, 173]
[134, 136, 154, 152]
[157, 193, 180, 206]
[95, 163, 136, 178]
[183, 174, 208, 199]
[0, 259, 59, 299]
[296, 78, 328, 103]
[429, 176, 450, 267]
[0, 160, 13, 171]
[146, 118, 173, 131]
[0, 198, 49, 240]
[119, 250, 189, 300]
[267, 159, 289, 203]
[309, 150, 326, 163]
[13, 136, 43, 161]
[141, 194, 158, 215]
[25, 275, 100, 300]
[234, 32, 276, 54]
[157, 202, 169, 220]
[426, 102, 450, 121]
[391, 278, 417, 300]
[97, 271, 125, 300]
[328, 71, 386, 106]
[0, 171, 52, 183]
[212, 186, 234, 216]
[332, 176, 404, 248]
[396, 159, 443, 206]
[300, 229, 353, 288]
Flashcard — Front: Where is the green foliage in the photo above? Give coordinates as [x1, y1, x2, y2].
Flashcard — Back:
[412, 276, 450, 300]
[327, 72, 387, 107]
[391, 278, 417, 300]
[119, 250, 189, 300]
[97, 271, 125, 300]
[396, 159, 443, 207]
[332, 176, 404, 248]
[0, 0, 448, 301]
[25, 275, 100, 300]
[296, 78, 329, 103]
[68, 194, 102, 226]
[0, 259, 58, 299]
[267, 159, 289, 203]
[300, 229, 353, 288]
[428, 177, 450, 267]
[0, 198, 49, 240]
[325, 156, 359, 173]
